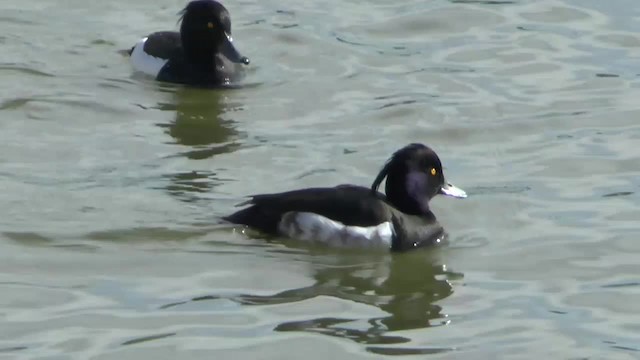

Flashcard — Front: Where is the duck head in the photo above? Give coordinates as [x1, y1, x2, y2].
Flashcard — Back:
[179, 0, 250, 67]
[371, 143, 466, 215]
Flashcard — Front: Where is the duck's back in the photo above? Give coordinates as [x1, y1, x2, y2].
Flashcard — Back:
[142, 32, 182, 59]
[224, 185, 392, 231]
[130, 32, 181, 78]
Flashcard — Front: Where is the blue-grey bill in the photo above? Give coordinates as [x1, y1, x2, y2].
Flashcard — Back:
[440, 182, 467, 198]
[222, 33, 250, 65]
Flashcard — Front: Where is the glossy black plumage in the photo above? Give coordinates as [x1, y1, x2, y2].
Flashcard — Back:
[223, 143, 467, 251]
[225, 185, 395, 233]
[141, 31, 181, 60]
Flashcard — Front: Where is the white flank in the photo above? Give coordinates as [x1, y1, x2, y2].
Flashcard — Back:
[129, 37, 168, 78]
[278, 212, 393, 249]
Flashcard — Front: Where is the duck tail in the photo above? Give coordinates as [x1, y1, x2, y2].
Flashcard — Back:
[116, 47, 134, 57]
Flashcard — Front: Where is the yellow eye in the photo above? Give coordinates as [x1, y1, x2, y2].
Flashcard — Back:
[207, 22, 214, 29]
[430, 168, 437, 176]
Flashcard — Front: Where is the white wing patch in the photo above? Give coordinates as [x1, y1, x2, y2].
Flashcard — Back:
[277, 212, 393, 249]
[130, 37, 168, 78]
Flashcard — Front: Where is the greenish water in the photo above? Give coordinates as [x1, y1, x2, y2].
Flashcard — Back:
[1, 0, 639, 358]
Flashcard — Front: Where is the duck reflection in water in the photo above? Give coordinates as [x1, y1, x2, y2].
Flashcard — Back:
[153, 86, 245, 203]
[161, 250, 463, 355]
[156, 86, 244, 159]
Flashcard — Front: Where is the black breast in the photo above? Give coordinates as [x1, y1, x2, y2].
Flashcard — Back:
[156, 55, 228, 86]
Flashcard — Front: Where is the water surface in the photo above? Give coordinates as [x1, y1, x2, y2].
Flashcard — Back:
[1, 0, 639, 358]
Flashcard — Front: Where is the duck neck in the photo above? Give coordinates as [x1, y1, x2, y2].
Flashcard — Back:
[181, 32, 217, 70]
[385, 172, 432, 217]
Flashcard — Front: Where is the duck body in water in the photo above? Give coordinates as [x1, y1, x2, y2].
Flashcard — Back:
[224, 143, 467, 251]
